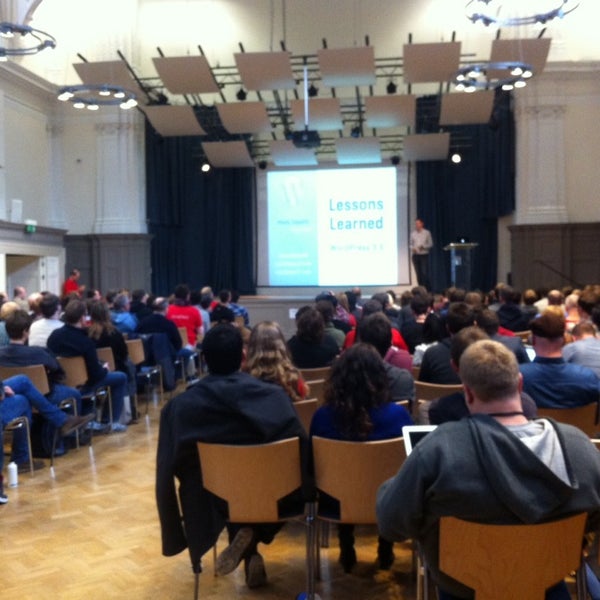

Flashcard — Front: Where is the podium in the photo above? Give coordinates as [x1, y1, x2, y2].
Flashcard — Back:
[443, 243, 478, 289]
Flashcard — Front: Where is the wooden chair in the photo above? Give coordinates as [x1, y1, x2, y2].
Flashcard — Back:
[411, 365, 421, 380]
[305, 379, 326, 406]
[312, 436, 406, 576]
[300, 366, 332, 382]
[126, 338, 163, 414]
[196, 438, 315, 600]
[0, 364, 79, 469]
[293, 398, 318, 434]
[414, 382, 463, 424]
[57, 356, 112, 431]
[438, 513, 588, 600]
[177, 327, 200, 380]
[537, 403, 598, 438]
[96, 347, 116, 372]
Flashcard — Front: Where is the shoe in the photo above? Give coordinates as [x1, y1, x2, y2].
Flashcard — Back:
[60, 413, 95, 436]
[339, 546, 357, 573]
[215, 527, 255, 576]
[110, 422, 127, 433]
[0, 481, 7, 504]
[17, 459, 45, 474]
[245, 553, 267, 588]
[87, 420, 107, 431]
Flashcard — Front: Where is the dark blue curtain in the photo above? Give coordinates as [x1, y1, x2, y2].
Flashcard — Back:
[416, 91, 515, 293]
[145, 124, 256, 295]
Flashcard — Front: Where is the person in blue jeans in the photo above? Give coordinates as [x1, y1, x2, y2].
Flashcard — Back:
[0, 374, 93, 473]
[47, 298, 128, 432]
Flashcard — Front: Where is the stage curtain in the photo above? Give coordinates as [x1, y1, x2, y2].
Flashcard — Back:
[416, 90, 515, 293]
[145, 126, 256, 295]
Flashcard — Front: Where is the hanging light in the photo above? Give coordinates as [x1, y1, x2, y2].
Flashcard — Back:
[57, 84, 138, 110]
[0, 21, 56, 61]
[465, 0, 579, 27]
[453, 61, 534, 92]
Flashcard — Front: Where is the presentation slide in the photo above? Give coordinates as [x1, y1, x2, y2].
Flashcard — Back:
[257, 166, 409, 289]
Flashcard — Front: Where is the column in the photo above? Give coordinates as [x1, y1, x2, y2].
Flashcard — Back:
[514, 83, 568, 224]
[93, 111, 146, 234]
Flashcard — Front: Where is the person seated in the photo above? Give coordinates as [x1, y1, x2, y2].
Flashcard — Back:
[243, 321, 307, 402]
[229, 290, 250, 328]
[287, 306, 339, 369]
[47, 299, 129, 432]
[129, 289, 152, 322]
[88, 301, 136, 424]
[562, 319, 600, 378]
[497, 286, 532, 332]
[0, 373, 93, 475]
[110, 293, 138, 335]
[167, 284, 202, 348]
[315, 299, 345, 352]
[357, 313, 415, 406]
[475, 308, 530, 364]
[310, 343, 413, 572]
[520, 311, 600, 408]
[429, 326, 537, 425]
[377, 339, 600, 600]
[28, 293, 64, 348]
[210, 289, 236, 325]
[156, 324, 308, 589]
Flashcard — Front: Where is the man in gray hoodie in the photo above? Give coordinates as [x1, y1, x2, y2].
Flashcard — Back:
[377, 339, 600, 599]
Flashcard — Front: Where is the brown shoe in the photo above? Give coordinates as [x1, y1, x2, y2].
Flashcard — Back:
[17, 459, 45, 473]
[60, 413, 95, 436]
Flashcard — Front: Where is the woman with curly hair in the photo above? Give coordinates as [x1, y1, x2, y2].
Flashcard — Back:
[310, 343, 412, 573]
[244, 321, 307, 402]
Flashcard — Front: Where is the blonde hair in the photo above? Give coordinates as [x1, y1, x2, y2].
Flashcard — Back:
[244, 321, 304, 402]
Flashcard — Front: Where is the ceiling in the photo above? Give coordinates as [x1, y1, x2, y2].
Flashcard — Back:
[6, 0, 595, 168]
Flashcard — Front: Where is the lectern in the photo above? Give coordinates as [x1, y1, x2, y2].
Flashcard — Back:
[443, 242, 478, 289]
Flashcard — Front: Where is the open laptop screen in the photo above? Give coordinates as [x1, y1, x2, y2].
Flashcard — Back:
[402, 425, 437, 455]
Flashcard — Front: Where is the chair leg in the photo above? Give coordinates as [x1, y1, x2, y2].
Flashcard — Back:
[24, 418, 34, 476]
[296, 501, 321, 600]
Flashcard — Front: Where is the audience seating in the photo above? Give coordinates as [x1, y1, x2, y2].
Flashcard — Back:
[299, 367, 332, 382]
[293, 398, 318, 434]
[311, 436, 406, 576]
[57, 356, 112, 431]
[513, 330, 531, 343]
[196, 437, 316, 600]
[126, 338, 163, 414]
[438, 513, 588, 600]
[536, 403, 598, 438]
[96, 347, 116, 372]
[414, 382, 463, 424]
[0, 363, 79, 468]
[305, 379, 326, 406]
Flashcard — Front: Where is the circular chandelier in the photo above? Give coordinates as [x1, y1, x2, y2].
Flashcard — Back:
[57, 84, 138, 110]
[454, 61, 533, 92]
[0, 21, 56, 60]
[466, 0, 579, 27]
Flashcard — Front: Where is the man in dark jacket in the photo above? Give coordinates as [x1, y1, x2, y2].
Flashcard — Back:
[377, 339, 600, 599]
[156, 324, 307, 588]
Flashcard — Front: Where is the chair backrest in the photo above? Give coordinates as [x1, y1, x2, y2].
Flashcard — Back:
[197, 437, 302, 522]
[96, 347, 116, 372]
[126, 338, 146, 366]
[415, 381, 463, 402]
[305, 378, 326, 405]
[439, 513, 587, 600]
[312, 436, 406, 524]
[0, 363, 50, 396]
[536, 403, 598, 438]
[57, 356, 88, 388]
[411, 365, 421, 380]
[299, 366, 332, 381]
[293, 398, 318, 433]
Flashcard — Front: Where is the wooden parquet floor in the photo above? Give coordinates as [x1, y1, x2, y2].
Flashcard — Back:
[2, 392, 417, 600]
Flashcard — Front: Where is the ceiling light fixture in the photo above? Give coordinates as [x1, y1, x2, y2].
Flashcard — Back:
[308, 83, 319, 98]
[201, 161, 211, 173]
[465, 0, 579, 27]
[386, 80, 397, 95]
[236, 87, 247, 101]
[57, 84, 138, 110]
[454, 61, 533, 92]
[0, 21, 56, 61]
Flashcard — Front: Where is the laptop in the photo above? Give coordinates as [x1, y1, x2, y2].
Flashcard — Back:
[402, 425, 437, 455]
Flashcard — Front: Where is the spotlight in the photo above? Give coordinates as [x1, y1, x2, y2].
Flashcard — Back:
[386, 81, 397, 95]
[350, 126, 361, 138]
[308, 84, 318, 98]
[201, 162, 211, 173]
[451, 153, 462, 164]
[258, 160, 267, 170]
[391, 155, 400, 166]
[236, 88, 247, 101]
